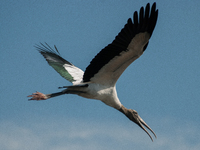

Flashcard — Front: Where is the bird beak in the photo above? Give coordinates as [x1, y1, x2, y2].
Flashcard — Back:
[136, 115, 157, 141]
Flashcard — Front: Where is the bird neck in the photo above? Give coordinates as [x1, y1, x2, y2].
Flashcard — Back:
[118, 105, 129, 116]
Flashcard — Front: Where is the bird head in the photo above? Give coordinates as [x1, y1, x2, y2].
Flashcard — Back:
[119, 106, 157, 141]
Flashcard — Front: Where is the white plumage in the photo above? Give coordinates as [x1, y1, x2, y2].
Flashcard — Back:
[28, 3, 158, 141]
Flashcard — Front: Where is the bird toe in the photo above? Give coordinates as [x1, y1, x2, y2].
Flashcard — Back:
[27, 91, 47, 100]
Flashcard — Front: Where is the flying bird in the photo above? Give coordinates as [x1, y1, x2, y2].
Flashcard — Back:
[28, 3, 158, 141]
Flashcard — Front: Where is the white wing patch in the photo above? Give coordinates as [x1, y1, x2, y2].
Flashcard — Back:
[63, 64, 84, 84]
[36, 43, 84, 85]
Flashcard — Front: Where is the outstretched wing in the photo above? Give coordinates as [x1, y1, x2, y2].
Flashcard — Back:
[83, 3, 158, 85]
[35, 43, 84, 85]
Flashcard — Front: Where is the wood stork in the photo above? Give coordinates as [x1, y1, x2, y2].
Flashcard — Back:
[28, 3, 158, 141]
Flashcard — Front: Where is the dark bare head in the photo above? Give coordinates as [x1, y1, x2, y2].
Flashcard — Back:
[119, 105, 156, 141]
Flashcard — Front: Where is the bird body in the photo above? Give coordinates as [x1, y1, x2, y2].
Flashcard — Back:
[28, 3, 158, 141]
[79, 84, 121, 109]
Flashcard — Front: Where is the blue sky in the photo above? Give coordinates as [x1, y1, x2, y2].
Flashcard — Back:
[1, 0, 200, 149]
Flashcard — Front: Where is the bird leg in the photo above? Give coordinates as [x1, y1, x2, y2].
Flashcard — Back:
[27, 91, 65, 101]
[27, 88, 86, 101]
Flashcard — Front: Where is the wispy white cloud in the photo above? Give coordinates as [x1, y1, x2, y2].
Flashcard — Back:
[0, 117, 199, 150]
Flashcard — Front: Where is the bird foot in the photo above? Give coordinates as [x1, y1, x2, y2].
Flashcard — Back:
[27, 91, 48, 101]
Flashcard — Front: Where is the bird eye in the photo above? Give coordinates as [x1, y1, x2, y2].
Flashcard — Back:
[132, 110, 138, 114]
